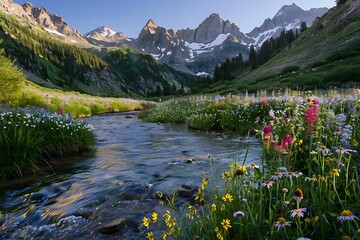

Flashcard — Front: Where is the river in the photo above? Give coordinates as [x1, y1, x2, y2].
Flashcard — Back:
[0, 112, 261, 239]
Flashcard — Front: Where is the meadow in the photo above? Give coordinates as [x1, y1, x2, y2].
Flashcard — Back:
[141, 89, 360, 240]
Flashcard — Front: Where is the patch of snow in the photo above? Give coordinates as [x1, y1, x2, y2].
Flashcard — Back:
[275, 10, 285, 18]
[196, 72, 209, 76]
[185, 58, 194, 63]
[252, 27, 280, 46]
[185, 33, 230, 59]
[45, 28, 65, 37]
[284, 20, 300, 31]
[142, 49, 145, 52]
[166, 51, 172, 56]
[151, 53, 161, 60]
[161, 48, 166, 52]
[181, 48, 184, 52]
[126, 39, 132, 42]
[100, 28, 116, 37]
[151, 53, 164, 60]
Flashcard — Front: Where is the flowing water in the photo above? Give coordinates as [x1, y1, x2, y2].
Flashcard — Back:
[0, 112, 262, 239]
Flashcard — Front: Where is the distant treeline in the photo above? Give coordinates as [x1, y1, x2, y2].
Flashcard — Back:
[211, 22, 307, 82]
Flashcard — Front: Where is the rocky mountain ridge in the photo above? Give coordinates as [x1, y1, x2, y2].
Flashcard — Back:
[1, 0, 88, 45]
[84, 4, 329, 74]
[2, 0, 329, 75]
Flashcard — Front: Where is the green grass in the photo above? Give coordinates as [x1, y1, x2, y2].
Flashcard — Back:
[0, 107, 96, 181]
[141, 91, 360, 240]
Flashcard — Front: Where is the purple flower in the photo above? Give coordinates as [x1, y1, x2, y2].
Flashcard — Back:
[290, 208, 307, 218]
[233, 211, 246, 218]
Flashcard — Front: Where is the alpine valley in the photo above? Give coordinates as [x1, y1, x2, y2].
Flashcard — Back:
[1, 0, 352, 98]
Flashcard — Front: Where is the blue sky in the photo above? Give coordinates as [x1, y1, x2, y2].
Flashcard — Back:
[14, 0, 336, 38]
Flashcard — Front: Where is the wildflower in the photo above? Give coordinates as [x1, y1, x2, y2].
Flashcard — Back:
[335, 147, 357, 154]
[290, 208, 307, 218]
[250, 163, 260, 169]
[305, 177, 317, 182]
[316, 144, 330, 155]
[156, 191, 163, 199]
[146, 231, 155, 240]
[215, 227, 224, 240]
[233, 211, 246, 217]
[151, 212, 158, 223]
[304, 107, 317, 134]
[201, 177, 208, 189]
[330, 169, 340, 177]
[287, 171, 303, 179]
[221, 171, 232, 179]
[275, 217, 291, 231]
[262, 180, 275, 188]
[186, 205, 198, 220]
[342, 236, 350, 240]
[261, 96, 267, 105]
[282, 188, 289, 193]
[236, 165, 247, 175]
[211, 203, 217, 212]
[357, 229, 360, 234]
[271, 172, 283, 180]
[337, 210, 359, 222]
[222, 193, 233, 202]
[282, 135, 293, 147]
[263, 125, 272, 136]
[221, 219, 232, 231]
[143, 217, 150, 228]
[293, 188, 304, 202]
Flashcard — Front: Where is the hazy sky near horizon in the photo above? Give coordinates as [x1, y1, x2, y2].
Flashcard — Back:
[13, 0, 336, 38]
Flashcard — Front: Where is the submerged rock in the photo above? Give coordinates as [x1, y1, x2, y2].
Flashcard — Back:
[99, 218, 127, 234]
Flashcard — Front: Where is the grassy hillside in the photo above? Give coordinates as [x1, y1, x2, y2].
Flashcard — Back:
[99, 47, 198, 96]
[0, 12, 198, 98]
[0, 12, 129, 97]
[196, 1, 360, 94]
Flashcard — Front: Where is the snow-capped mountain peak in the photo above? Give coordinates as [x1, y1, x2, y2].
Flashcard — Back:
[84, 26, 127, 43]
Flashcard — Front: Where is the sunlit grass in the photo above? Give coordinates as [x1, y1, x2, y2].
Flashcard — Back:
[142, 89, 360, 239]
[0, 106, 96, 181]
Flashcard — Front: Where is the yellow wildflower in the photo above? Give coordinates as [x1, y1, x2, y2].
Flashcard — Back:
[236, 165, 247, 175]
[211, 203, 217, 212]
[143, 217, 150, 228]
[146, 231, 155, 240]
[151, 212, 158, 223]
[330, 169, 340, 177]
[222, 193, 233, 202]
[221, 171, 232, 179]
[186, 205, 198, 219]
[215, 227, 224, 240]
[221, 219, 232, 231]
[201, 178, 208, 189]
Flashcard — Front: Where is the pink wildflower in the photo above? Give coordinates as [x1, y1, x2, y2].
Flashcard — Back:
[261, 96, 267, 105]
[263, 125, 272, 136]
[304, 107, 317, 134]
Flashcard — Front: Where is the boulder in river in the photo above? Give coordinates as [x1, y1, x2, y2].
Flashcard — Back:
[99, 217, 127, 234]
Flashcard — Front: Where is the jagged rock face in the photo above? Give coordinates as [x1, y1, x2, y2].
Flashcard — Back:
[1, 0, 86, 44]
[247, 3, 329, 45]
[176, 13, 247, 44]
[137, 19, 180, 55]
